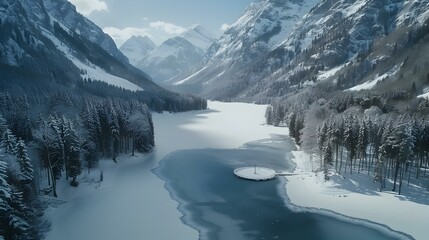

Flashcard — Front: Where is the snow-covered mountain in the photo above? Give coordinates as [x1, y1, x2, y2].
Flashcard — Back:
[136, 25, 216, 84]
[0, 0, 162, 92]
[136, 37, 204, 84]
[120, 35, 156, 65]
[250, 0, 429, 98]
[181, 24, 217, 51]
[173, 0, 429, 100]
[171, 0, 318, 97]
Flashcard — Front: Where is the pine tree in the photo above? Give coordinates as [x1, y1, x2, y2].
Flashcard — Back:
[265, 106, 274, 125]
[317, 121, 329, 159]
[393, 123, 415, 194]
[15, 140, 33, 183]
[0, 114, 7, 136]
[343, 116, 357, 173]
[323, 144, 333, 180]
[0, 160, 11, 239]
[1, 129, 17, 154]
[34, 120, 60, 198]
[8, 186, 31, 240]
[0, 160, 11, 214]
[357, 120, 368, 173]
[65, 123, 81, 186]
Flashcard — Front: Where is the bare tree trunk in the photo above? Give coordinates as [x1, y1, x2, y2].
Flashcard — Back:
[392, 157, 400, 192]
[47, 168, 51, 186]
[63, 146, 68, 181]
[335, 144, 339, 171]
[407, 160, 412, 187]
[399, 163, 405, 195]
[339, 146, 344, 173]
[46, 147, 58, 198]
[132, 138, 135, 157]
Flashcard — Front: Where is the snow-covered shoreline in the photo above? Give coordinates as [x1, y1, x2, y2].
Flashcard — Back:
[284, 150, 429, 240]
[43, 101, 287, 240]
[42, 101, 428, 240]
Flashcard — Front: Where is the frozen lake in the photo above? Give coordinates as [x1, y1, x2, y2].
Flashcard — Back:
[44, 102, 288, 240]
[44, 102, 411, 240]
[155, 137, 409, 240]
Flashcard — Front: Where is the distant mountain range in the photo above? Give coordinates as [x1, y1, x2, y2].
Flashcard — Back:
[120, 36, 157, 65]
[170, 0, 429, 101]
[120, 25, 216, 84]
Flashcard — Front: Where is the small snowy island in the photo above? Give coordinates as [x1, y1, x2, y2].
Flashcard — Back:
[234, 166, 277, 181]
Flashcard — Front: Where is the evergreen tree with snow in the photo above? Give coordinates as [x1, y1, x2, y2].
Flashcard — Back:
[343, 115, 357, 173]
[0, 160, 11, 216]
[392, 122, 415, 194]
[0, 114, 7, 136]
[15, 140, 33, 184]
[317, 121, 329, 159]
[323, 144, 333, 180]
[34, 120, 60, 198]
[376, 119, 394, 188]
[0, 160, 11, 239]
[65, 122, 81, 186]
[288, 112, 296, 140]
[7, 186, 31, 240]
[1, 129, 17, 155]
[357, 120, 368, 173]
[265, 106, 274, 125]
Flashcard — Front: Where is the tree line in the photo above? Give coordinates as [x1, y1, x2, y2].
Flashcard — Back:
[266, 88, 429, 194]
[1, 115, 40, 240]
[0, 85, 204, 239]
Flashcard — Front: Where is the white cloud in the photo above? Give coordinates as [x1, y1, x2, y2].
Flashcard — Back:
[103, 27, 151, 47]
[149, 21, 186, 35]
[142, 17, 149, 21]
[221, 23, 230, 32]
[69, 0, 108, 16]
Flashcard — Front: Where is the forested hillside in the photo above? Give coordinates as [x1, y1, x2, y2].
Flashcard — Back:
[266, 86, 429, 194]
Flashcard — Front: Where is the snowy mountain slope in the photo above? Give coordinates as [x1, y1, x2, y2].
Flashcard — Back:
[180, 24, 217, 50]
[0, 0, 162, 92]
[136, 37, 204, 84]
[120, 36, 156, 65]
[135, 26, 216, 84]
[173, 0, 429, 100]
[43, 0, 128, 63]
[43, 30, 143, 91]
[171, 0, 318, 98]
[249, 0, 429, 98]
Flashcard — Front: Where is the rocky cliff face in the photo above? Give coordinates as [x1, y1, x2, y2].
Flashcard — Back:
[173, 0, 429, 100]
[172, 0, 319, 98]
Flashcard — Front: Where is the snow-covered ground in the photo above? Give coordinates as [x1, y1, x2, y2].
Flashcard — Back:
[43, 101, 286, 240]
[347, 67, 399, 91]
[42, 29, 143, 92]
[43, 101, 428, 240]
[285, 151, 429, 240]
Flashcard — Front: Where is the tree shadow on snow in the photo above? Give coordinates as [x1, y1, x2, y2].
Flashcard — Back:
[328, 173, 382, 197]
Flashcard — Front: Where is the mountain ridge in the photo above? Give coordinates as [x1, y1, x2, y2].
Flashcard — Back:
[172, 0, 429, 101]
[133, 25, 216, 84]
[120, 35, 157, 65]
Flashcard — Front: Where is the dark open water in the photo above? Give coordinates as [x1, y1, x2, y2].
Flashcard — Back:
[154, 137, 411, 240]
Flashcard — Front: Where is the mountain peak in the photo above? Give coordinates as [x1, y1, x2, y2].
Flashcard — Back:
[120, 35, 157, 65]
[180, 24, 216, 50]
[136, 35, 205, 83]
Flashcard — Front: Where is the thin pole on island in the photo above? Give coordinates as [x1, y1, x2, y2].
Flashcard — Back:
[254, 165, 257, 174]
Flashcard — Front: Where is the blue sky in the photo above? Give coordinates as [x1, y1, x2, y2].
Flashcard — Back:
[69, 0, 252, 46]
